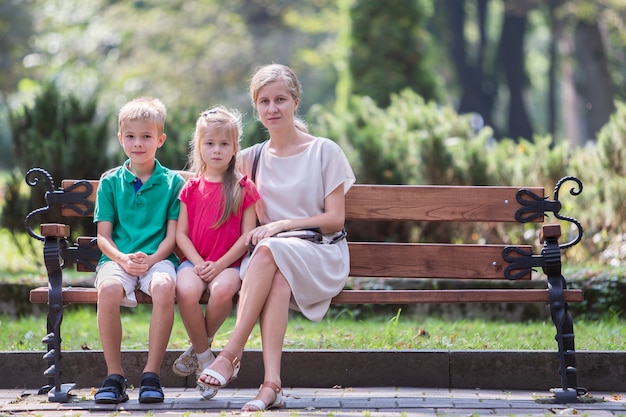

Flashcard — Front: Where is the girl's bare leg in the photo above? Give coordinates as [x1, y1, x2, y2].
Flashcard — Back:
[205, 268, 241, 339]
[177, 268, 210, 353]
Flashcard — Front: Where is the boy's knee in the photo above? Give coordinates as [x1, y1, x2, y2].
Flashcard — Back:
[150, 274, 176, 296]
[97, 280, 125, 300]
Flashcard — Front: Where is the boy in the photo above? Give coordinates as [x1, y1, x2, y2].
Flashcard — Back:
[93, 97, 186, 404]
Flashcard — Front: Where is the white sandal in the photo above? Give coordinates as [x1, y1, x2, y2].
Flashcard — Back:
[197, 350, 240, 389]
[241, 381, 283, 411]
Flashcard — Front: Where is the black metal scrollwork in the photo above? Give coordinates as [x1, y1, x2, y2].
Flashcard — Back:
[24, 168, 56, 241]
[513, 176, 583, 250]
[502, 246, 542, 281]
[55, 180, 95, 216]
[552, 176, 584, 249]
[514, 189, 561, 223]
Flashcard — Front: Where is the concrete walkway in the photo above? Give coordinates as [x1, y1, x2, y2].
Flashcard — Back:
[2, 386, 625, 416]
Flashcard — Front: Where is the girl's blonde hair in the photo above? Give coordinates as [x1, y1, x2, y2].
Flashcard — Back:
[188, 106, 244, 228]
[249, 63, 308, 133]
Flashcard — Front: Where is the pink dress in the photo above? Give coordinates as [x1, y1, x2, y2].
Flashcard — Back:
[239, 137, 355, 321]
[179, 176, 260, 267]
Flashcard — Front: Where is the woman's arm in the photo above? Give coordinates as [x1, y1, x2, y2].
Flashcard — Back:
[246, 183, 345, 247]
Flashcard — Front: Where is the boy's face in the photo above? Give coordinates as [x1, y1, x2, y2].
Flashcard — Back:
[118, 119, 165, 167]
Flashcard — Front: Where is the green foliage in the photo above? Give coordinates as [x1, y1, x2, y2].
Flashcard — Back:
[3, 82, 113, 237]
[156, 105, 200, 171]
[568, 266, 626, 320]
[0, 0, 35, 93]
[345, 0, 438, 108]
[312, 89, 490, 186]
[9, 82, 112, 180]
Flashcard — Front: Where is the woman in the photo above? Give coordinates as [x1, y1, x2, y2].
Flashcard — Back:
[198, 63, 355, 411]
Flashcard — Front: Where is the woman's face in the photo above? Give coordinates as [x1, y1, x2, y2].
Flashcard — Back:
[255, 79, 298, 131]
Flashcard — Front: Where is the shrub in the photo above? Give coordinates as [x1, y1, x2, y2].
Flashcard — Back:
[3, 83, 113, 243]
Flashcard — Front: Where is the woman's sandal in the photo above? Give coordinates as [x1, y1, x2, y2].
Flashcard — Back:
[197, 350, 240, 389]
[241, 381, 283, 412]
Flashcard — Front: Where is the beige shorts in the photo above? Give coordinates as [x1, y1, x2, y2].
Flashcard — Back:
[95, 260, 176, 307]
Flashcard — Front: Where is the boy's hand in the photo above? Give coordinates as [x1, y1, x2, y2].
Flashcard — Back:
[120, 252, 149, 276]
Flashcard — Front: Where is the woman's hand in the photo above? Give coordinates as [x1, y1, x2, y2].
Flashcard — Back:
[245, 220, 292, 248]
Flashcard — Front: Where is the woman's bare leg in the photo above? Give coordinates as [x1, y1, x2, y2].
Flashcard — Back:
[198, 246, 277, 385]
[241, 272, 291, 411]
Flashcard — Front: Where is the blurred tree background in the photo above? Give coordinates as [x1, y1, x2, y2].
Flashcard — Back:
[2, 0, 626, 273]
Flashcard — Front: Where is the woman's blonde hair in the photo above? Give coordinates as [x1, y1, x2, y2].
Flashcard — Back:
[188, 106, 244, 228]
[249, 63, 308, 133]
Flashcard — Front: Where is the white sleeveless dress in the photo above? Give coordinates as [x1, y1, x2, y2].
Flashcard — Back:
[239, 137, 355, 321]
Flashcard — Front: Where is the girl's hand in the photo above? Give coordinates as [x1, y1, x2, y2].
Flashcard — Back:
[197, 261, 225, 283]
[192, 262, 209, 278]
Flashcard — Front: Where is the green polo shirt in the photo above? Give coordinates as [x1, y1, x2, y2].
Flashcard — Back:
[94, 159, 185, 267]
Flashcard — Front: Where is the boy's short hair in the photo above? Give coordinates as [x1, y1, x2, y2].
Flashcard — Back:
[118, 97, 167, 135]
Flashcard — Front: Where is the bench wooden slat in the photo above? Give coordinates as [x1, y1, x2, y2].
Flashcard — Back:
[349, 243, 531, 280]
[62, 240, 534, 281]
[29, 287, 584, 305]
[59, 180, 544, 223]
[345, 185, 544, 222]
[332, 289, 584, 304]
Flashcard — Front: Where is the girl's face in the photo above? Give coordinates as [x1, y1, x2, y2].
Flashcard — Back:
[200, 130, 236, 175]
[255, 79, 298, 131]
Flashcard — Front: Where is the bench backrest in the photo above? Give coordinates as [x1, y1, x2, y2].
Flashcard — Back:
[51, 179, 543, 281]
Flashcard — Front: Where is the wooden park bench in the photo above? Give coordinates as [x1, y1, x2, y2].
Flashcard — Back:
[24, 167, 586, 403]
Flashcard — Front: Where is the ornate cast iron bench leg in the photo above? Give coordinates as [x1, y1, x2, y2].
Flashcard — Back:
[542, 225, 585, 403]
[24, 168, 76, 402]
[41, 234, 75, 402]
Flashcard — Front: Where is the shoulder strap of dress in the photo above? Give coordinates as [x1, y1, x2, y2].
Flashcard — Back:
[251, 140, 268, 183]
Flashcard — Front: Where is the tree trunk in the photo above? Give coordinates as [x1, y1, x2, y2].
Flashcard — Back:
[574, 19, 615, 142]
[443, 0, 496, 133]
[497, 9, 533, 140]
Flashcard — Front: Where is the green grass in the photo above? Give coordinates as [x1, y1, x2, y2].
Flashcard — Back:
[2, 306, 625, 352]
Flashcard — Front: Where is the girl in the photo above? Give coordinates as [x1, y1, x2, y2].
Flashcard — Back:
[173, 106, 259, 399]
[197, 64, 355, 411]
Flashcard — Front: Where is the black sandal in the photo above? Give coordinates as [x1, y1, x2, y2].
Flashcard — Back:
[139, 372, 164, 403]
[94, 374, 129, 404]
